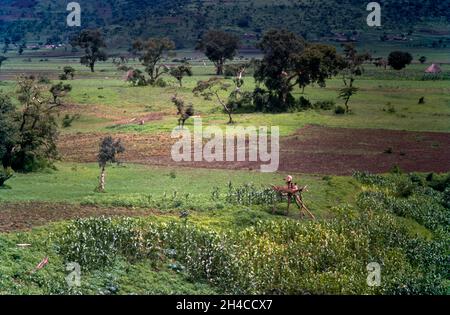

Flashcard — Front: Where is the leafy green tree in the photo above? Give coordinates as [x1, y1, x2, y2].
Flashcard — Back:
[133, 38, 175, 85]
[71, 29, 108, 72]
[193, 78, 234, 124]
[50, 82, 72, 104]
[388, 51, 413, 70]
[255, 29, 342, 110]
[295, 44, 344, 93]
[169, 63, 193, 87]
[0, 93, 18, 186]
[254, 29, 306, 109]
[419, 56, 427, 64]
[338, 44, 370, 113]
[197, 30, 240, 75]
[0, 76, 62, 172]
[96, 136, 125, 193]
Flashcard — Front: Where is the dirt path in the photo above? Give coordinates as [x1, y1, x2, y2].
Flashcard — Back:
[0, 202, 161, 233]
[58, 125, 450, 175]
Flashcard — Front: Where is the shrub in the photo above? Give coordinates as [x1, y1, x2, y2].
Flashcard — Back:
[314, 100, 335, 110]
[155, 78, 168, 88]
[334, 105, 346, 114]
[0, 168, 13, 187]
[294, 96, 313, 111]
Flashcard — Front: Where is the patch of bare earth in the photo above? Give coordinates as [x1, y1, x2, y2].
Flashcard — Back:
[0, 202, 162, 233]
[58, 125, 450, 175]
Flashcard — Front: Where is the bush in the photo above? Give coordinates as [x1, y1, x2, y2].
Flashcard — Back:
[155, 78, 168, 88]
[0, 168, 13, 187]
[294, 96, 313, 111]
[62, 114, 80, 128]
[314, 100, 335, 110]
[334, 105, 346, 115]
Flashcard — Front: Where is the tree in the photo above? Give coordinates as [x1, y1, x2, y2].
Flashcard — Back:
[71, 29, 108, 72]
[50, 82, 72, 104]
[171, 95, 194, 128]
[0, 56, 7, 71]
[388, 51, 413, 70]
[419, 56, 427, 64]
[193, 77, 234, 124]
[63, 66, 76, 79]
[169, 63, 193, 87]
[0, 76, 62, 172]
[338, 44, 370, 113]
[254, 29, 306, 109]
[197, 30, 240, 75]
[295, 44, 344, 93]
[96, 136, 125, 192]
[0, 93, 18, 186]
[255, 29, 342, 110]
[133, 38, 175, 85]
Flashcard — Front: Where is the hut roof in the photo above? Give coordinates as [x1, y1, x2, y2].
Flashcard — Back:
[425, 64, 442, 73]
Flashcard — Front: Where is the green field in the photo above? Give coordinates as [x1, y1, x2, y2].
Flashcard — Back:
[0, 40, 449, 295]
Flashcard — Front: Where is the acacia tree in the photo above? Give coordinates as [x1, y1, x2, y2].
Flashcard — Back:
[197, 30, 240, 75]
[71, 29, 108, 72]
[193, 78, 234, 124]
[338, 44, 370, 113]
[133, 38, 175, 85]
[96, 136, 125, 193]
[169, 63, 193, 87]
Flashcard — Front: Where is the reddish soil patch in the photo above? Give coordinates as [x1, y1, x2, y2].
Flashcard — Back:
[58, 125, 450, 175]
[114, 112, 164, 125]
[0, 202, 161, 233]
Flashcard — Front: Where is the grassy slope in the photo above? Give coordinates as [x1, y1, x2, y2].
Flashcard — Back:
[0, 163, 360, 220]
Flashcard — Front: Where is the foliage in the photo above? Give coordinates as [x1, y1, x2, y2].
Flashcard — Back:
[169, 63, 193, 87]
[70, 29, 108, 72]
[0, 76, 61, 172]
[55, 209, 448, 295]
[132, 38, 175, 85]
[193, 77, 234, 124]
[96, 136, 125, 192]
[338, 44, 370, 113]
[62, 114, 80, 128]
[171, 95, 194, 128]
[125, 69, 147, 87]
[197, 30, 240, 75]
[388, 51, 413, 71]
[255, 29, 341, 112]
[63, 66, 76, 79]
[49, 82, 72, 104]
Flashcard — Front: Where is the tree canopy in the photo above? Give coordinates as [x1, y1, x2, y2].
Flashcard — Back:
[197, 30, 240, 75]
[133, 38, 175, 85]
[388, 51, 413, 70]
[71, 29, 108, 72]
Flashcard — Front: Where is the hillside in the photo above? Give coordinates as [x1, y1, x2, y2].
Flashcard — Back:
[0, 0, 449, 48]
